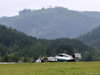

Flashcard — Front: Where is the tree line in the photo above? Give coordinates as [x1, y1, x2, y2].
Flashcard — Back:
[0, 25, 100, 62]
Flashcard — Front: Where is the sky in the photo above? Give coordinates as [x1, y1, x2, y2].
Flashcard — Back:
[0, 0, 100, 17]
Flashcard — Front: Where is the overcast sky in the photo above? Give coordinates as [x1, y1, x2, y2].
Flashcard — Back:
[0, 0, 100, 17]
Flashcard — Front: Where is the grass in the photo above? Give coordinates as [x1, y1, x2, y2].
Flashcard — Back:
[0, 62, 100, 75]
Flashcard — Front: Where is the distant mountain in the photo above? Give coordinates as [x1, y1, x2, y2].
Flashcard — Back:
[78, 26, 100, 49]
[0, 7, 100, 39]
[83, 11, 100, 18]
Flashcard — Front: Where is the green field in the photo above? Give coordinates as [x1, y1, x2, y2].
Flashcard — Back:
[0, 62, 100, 75]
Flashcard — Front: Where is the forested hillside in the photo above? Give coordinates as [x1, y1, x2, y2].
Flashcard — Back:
[0, 24, 100, 62]
[0, 7, 100, 39]
[78, 26, 100, 50]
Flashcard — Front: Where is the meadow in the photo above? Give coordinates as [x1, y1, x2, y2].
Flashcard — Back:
[0, 62, 100, 75]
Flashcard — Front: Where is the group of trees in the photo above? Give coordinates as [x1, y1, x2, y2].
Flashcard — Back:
[0, 25, 100, 62]
[78, 26, 100, 49]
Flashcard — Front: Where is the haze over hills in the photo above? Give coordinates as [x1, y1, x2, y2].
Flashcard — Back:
[78, 26, 100, 50]
[0, 7, 100, 39]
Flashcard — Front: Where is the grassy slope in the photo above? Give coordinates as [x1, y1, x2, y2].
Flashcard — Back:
[0, 62, 100, 75]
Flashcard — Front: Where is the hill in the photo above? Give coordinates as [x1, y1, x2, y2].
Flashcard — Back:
[0, 7, 100, 39]
[78, 26, 100, 50]
[0, 24, 100, 61]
